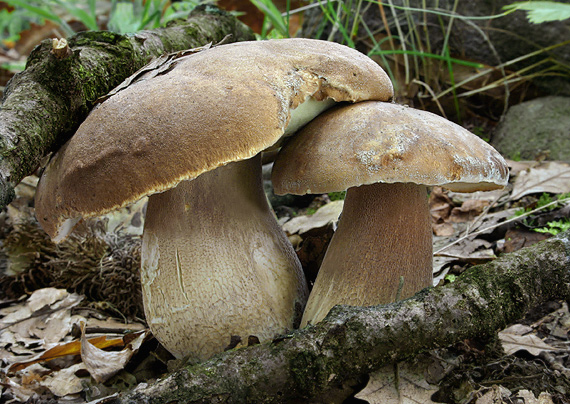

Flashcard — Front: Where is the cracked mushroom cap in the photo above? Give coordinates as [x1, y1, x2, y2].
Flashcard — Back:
[272, 101, 509, 195]
[35, 39, 393, 241]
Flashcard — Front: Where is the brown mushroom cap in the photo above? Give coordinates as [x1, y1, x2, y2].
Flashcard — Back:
[272, 101, 508, 196]
[35, 39, 393, 241]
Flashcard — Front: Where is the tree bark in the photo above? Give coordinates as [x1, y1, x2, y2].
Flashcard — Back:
[105, 233, 570, 404]
[0, 5, 254, 209]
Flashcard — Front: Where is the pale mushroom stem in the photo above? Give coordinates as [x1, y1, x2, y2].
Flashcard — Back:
[301, 182, 433, 326]
[141, 154, 308, 360]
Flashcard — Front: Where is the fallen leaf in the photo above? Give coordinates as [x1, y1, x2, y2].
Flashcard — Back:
[430, 187, 454, 223]
[355, 360, 438, 403]
[282, 200, 343, 235]
[450, 199, 490, 223]
[515, 390, 554, 404]
[81, 324, 150, 383]
[475, 385, 512, 404]
[499, 325, 557, 356]
[8, 333, 126, 373]
[511, 161, 570, 200]
[501, 228, 551, 253]
[39, 363, 88, 397]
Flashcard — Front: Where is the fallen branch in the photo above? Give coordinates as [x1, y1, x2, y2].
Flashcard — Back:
[0, 6, 254, 208]
[107, 232, 570, 403]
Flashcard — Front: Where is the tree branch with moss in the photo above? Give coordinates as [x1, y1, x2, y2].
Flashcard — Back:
[0, 5, 254, 208]
[102, 233, 570, 404]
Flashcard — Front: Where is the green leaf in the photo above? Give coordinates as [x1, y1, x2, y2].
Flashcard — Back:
[503, 1, 570, 24]
[250, 0, 289, 37]
[52, 0, 99, 31]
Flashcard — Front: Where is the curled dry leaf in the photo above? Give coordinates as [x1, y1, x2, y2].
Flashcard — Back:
[8, 333, 126, 373]
[80, 324, 150, 383]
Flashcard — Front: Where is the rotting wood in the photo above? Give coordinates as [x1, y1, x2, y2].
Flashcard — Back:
[0, 5, 254, 208]
[105, 232, 570, 403]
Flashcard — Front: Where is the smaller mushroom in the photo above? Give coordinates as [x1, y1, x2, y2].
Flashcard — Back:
[272, 101, 509, 326]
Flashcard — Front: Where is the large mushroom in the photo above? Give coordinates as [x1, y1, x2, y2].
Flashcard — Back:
[272, 101, 509, 326]
[34, 39, 393, 360]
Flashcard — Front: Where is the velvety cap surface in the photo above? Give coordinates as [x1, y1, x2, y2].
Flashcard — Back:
[35, 39, 393, 240]
[272, 101, 509, 195]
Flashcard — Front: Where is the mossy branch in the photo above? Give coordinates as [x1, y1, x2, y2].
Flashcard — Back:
[0, 5, 254, 208]
[106, 233, 570, 403]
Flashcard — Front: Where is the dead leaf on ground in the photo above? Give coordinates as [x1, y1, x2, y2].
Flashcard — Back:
[501, 228, 552, 253]
[514, 390, 555, 404]
[498, 324, 557, 356]
[355, 359, 439, 403]
[282, 200, 343, 235]
[511, 161, 570, 200]
[475, 385, 512, 404]
[80, 324, 150, 383]
[450, 199, 490, 223]
[1, 288, 149, 402]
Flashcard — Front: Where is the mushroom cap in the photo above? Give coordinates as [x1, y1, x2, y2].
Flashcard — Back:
[272, 101, 509, 195]
[35, 39, 393, 240]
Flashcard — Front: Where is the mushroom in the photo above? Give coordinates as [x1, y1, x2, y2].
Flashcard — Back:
[271, 101, 509, 326]
[34, 39, 393, 360]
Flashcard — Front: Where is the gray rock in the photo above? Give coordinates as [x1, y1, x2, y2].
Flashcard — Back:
[491, 96, 570, 161]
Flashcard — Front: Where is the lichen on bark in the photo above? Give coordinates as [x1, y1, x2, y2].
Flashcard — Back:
[0, 5, 254, 208]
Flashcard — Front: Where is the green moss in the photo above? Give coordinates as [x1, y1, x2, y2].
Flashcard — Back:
[288, 350, 330, 396]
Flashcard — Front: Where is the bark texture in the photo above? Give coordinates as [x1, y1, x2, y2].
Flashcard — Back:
[105, 232, 570, 404]
[0, 5, 254, 208]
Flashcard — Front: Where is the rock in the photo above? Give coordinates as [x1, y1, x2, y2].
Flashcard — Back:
[491, 96, 570, 161]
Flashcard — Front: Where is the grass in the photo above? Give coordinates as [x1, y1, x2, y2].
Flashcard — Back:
[250, 0, 570, 122]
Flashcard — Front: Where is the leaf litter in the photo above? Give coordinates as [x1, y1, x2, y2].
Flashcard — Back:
[0, 288, 151, 403]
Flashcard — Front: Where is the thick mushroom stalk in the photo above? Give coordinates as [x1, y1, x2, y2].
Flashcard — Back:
[142, 154, 307, 360]
[300, 182, 432, 326]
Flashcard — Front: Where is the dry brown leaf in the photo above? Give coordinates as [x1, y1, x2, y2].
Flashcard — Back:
[8, 334, 126, 373]
[0, 288, 83, 330]
[511, 161, 570, 200]
[432, 222, 455, 236]
[81, 324, 149, 383]
[355, 361, 438, 403]
[475, 385, 512, 404]
[499, 324, 557, 356]
[39, 363, 88, 397]
[282, 200, 343, 235]
[514, 390, 554, 404]
[450, 199, 490, 223]
[501, 228, 552, 253]
[429, 186, 454, 223]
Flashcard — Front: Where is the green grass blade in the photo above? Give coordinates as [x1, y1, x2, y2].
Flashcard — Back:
[52, 0, 99, 31]
[4, 0, 75, 36]
[250, 0, 288, 36]
[369, 49, 484, 68]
